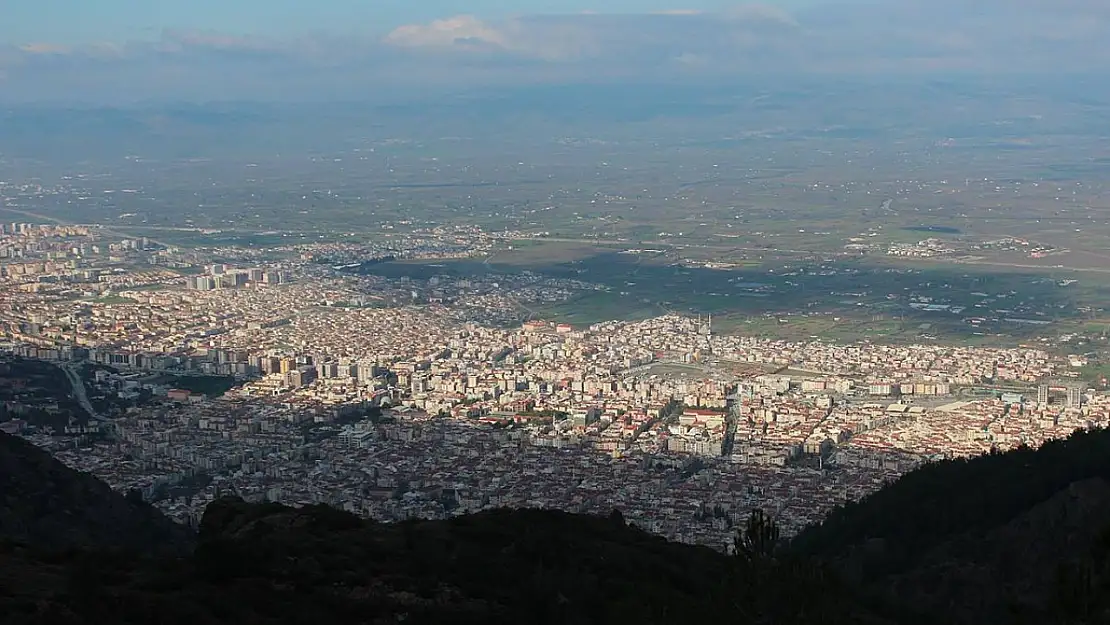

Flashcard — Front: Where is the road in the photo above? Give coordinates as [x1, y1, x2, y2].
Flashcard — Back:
[59, 362, 107, 423]
[510, 236, 829, 257]
[952, 258, 1110, 275]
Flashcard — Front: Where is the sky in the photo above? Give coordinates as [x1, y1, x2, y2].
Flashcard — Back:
[1, 1, 1108, 104]
[3, 0, 813, 43]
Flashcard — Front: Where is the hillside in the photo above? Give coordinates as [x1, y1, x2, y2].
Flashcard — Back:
[792, 427, 1110, 624]
[7, 426, 1110, 623]
[1, 495, 896, 625]
[0, 428, 889, 625]
[882, 478, 1110, 623]
[0, 431, 193, 554]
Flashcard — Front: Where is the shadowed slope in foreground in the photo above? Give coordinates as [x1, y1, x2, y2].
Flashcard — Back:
[2, 493, 888, 625]
[9, 427, 1110, 623]
[0, 432, 193, 554]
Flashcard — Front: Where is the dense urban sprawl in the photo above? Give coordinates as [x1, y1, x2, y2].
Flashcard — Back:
[1, 221, 1102, 549]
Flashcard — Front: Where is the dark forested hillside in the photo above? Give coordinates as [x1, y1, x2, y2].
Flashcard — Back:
[0, 432, 193, 554]
[1, 495, 892, 625]
[791, 427, 1110, 624]
[6, 427, 1110, 624]
[793, 428, 1110, 563]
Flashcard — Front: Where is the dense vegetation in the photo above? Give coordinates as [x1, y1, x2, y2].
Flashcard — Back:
[161, 375, 240, 397]
[792, 427, 1110, 623]
[0, 432, 192, 554]
[793, 427, 1110, 570]
[2, 497, 885, 625]
[6, 428, 1110, 623]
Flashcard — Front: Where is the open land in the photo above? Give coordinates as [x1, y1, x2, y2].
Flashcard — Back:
[3, 81, 1109, 349]
[4, 79, 1110, 551]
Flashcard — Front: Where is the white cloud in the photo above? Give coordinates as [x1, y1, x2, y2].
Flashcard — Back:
[383, 15, 598, 61]
[722, 4, 798, 26]
[381, 8, 805, 64]
[19, 43, 72, 55]
[5, 1, 1110, 102]
[384, 15, 509, 50]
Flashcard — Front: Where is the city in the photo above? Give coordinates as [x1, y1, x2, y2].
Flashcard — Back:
[3, 219, 1105, 551]
[6, 2, 1110, 620]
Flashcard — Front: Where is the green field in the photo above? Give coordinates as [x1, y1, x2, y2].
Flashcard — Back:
[349, 238, 1110, 350]
[156, 375, 240, 397]
[533, 292, 667, 327]
[11, 88, 1110, 360]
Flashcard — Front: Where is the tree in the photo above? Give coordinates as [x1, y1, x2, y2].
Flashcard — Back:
[735, 509, 780, 563]
[1054, 523, 1110, 624]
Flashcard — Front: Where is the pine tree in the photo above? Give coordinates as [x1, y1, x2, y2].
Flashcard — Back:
[735, 509, 780, 562]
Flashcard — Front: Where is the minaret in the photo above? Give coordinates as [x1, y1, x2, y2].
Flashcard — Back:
[703, 314, 713, 356]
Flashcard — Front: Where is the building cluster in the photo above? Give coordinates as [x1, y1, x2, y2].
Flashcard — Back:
[297, 225, 530, 265]
[886, 238, 956, 258]
[5, 293, 1102, 552]
[2, 220, 1106, 551]
[1, 223, 98, 259]
[186, 264, 290, 290]
[0, 222, 202, 291]
[17, 374, 1107, 552]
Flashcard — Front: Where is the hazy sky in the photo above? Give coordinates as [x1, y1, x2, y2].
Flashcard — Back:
[4, 1, 814, 43]
[1, 1, 1107, 103]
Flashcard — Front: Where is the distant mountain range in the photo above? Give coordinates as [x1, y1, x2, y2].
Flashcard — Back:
[2, 79, 1108, 163]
